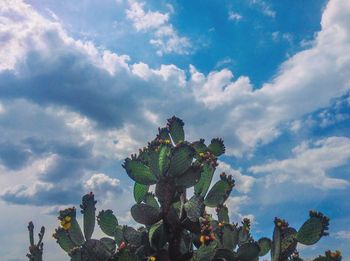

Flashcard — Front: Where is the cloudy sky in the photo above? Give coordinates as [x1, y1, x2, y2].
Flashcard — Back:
[1, 0, 350, 260]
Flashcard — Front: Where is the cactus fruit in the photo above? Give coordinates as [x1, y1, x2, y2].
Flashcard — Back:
[26, 116, 342, 260]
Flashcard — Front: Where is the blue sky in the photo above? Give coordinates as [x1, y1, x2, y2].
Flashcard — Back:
[0, 0, 350, 260]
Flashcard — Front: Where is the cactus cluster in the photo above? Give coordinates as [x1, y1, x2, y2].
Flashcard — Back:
[26, 116, 342, 260]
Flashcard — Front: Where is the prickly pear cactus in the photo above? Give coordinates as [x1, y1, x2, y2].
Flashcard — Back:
[26, 116, 342, 261]
[26, 222, 45, 261]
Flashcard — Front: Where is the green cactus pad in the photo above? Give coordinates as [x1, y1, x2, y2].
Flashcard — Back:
[53, 227, 76, 253]
[122, 226, 142, 246]
[176, 164, 202, 188]
[296, 212, 329, 245]
[122, 158, 157, 185]
[149, 220, 167, 250]
[69, 219, 85, 246]
[194, 240, 218, 261]
[131, 203, 161, 225]
[237, 242, 260, 261]
[133, 183, 149, 204]
[80, 192, 96, 241]
[222, 224, 236, 250]
[114, 225, 124, 245]
[147, 148, 162, 178]
[97, 210, 118, 237]
[194, 163, 215, 197]
[81, 239, 112, 261]
[204, 180, 232, 207]
[258, 237, 271, 257]
[271, 219, 282, 261]
[99, 237, 116, 253]
[143, 193, 160, 210]
[216, 205, 229, 224]
[159, 144, 171, 175]
[191, 139, 208, 154]
[208, 138, 225, 157]
[238, 227, 250, 246]
[213, 248, 238, 260]
[167, 116, 185, 144]
[157, 127, 171, 141]
[281, 227, 297, 259]
[168, 143, 195, 176]
[184, 194, 205, 222]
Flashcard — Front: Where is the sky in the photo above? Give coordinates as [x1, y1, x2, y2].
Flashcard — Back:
[0, 0, 350, 260]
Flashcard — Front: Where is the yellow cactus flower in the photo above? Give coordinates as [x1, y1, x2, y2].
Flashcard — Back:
[64, 216, 72, 222]
[165, 139, 171, 144]
[150, 256, 156, 261]
[62, 222, 71, 230]
[60, 220, 66, 226]
[199, 152, 204, 157]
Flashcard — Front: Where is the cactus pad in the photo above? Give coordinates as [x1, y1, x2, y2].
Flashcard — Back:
[149, 220, 167, 250]
[208, 138, 225, 157]
[159, 144, 171, 175]
[204, 177, 234, 207]
[122, 158, 157, 185]
[191, 139, 208, 154]
[237, 242, 260, 261]
[184, 194, 205, 222]
[131, 203, 161, 225]
[168, 143, 195, 176]
[80, 192, 96, 241]
[258, 237, 271, 256]
[167, 116, 185, 144]
[296, 211, 329, 245]
[216, 205, 229, 224]
[176, 164, 202, 188]
[194, 163, 215, 197]
[97, 210, 118, 237]
[143, 192, 160, 209]
[133, 183, 149, 204]
[53, 227, 76, 253]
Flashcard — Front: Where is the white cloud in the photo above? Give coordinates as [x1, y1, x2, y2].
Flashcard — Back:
[334, 230, 350, 239]
[126, 1, 191, 55]
[217, 160, 255, 193]
[2, 0, 350, 161]
[249, 0, 276, 17]
[84, 173, 120, 192]
[249, 137, 350, 189]
[189, 65, 253, 109]
[228, 11, 242, 22]
[126, 1, 169, 31]
[189, 0, 350, 155]
[225, 196, 255, 224]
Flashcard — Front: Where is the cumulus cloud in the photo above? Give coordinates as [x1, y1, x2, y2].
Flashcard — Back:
[84, 173, 120, 193]
[0, 0, 350, 210]
[2, 0, 350, 160]
[126, 1, 191, 55]
[249, 137, 350, 189]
